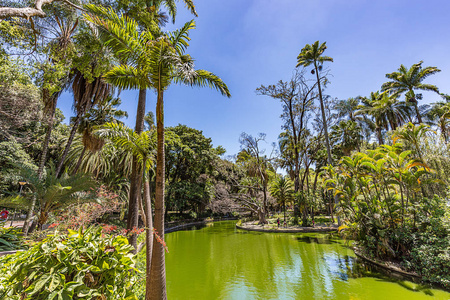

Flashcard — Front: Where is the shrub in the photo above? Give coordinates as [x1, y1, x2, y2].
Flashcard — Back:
[404, 203, 450, 289]
[189, 211, 197, 219]
[0, 228, 26, 252]
[0, 226, 139, 299]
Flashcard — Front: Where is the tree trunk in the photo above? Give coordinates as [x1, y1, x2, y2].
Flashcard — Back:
[150, 90, 167, 300]
[144, 179, 154, 300]
[314, 62, 339, 225]
[55, 113, 82, 177]
[414, 102, 422, 124]
[23, 94, 57, 236]
[258, 207, 266, 224]
[72, 147, 86, 174]
[376, 126, 384, 145]
[262, 182, 268, 219]
[127, 89, 147, 251]
[314, 62, 332, 166]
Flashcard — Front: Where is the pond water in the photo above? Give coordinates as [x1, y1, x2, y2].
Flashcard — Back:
[165, 221, 450, 300]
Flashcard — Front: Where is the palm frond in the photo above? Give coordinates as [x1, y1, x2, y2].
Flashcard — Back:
[104, 65, 149, 90]
[167, 19, 195, 55]
[174, 69, 231, 97]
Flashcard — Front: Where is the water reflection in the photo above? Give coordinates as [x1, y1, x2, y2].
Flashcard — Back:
[165, 221, 449, 300]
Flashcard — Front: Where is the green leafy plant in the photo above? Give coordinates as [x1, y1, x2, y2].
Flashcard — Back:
[0, 228, 25, 252]
[0, 226, 138, 299]
[0, 166, 97, 230]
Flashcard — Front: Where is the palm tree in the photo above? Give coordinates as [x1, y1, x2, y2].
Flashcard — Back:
[85, 7, 230, 300]
[270, 175, 295, 223]
[335, 97, 375, 141]
[95, 122, 156, 298]
[23, 13, 78, 235]
[335, 97, 359, 121]
[357, 91, 409, 144]
[382, 61, 441, 124]
[84, 1, 196, 253]
[72, 96, 128, 174]
[426, 101, 450, 142]
[1, 166, 96, 230]
[392, 122, 431, 160]
[55, 70, 113, 177]
[297, 41, 333, 165]
[330, 120, 363, 156]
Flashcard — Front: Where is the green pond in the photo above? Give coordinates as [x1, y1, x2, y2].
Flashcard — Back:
[165, 221, 450, 300]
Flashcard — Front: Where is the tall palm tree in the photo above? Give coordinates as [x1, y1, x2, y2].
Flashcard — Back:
[270, 175, 295, 223]
[297, 41, 333, 165]
[23, 13, 78, 235]
[55, 70, 112, 177]
[85, 7, 230, 300]
[382, 61, 441, 124]
[84, 1, 196, 252]
[335, 97, 375, 141]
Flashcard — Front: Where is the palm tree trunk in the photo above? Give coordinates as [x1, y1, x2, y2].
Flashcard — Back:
[128, 89, 147, 251]
[144, 178, 154, 300]
[55, 113, 82, 177]
[150, 90, 167, 300]
[314, 62, 339, 226]
[414, 102, 422, 124]
[72, 147, 86, 174]
[376, 126, 384, 145]
[23, 95, 57, 236]
[314, 62, 332, 166]
[262, 182, 268, 219]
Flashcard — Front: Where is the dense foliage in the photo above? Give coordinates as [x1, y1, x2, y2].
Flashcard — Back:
[0, 226, 138, 299]
[0, 228, 25, 252]
[1, 0, 450, 295]
[323, 132, 450, 288]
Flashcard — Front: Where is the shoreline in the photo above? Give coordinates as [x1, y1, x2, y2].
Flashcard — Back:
[236, 221, 338, 233]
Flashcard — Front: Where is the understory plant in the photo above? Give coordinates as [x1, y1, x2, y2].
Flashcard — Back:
[0, 228, 25, 252]
[0, 226, 139, 299]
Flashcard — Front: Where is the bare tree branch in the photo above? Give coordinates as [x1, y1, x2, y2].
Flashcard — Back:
[0, 0, 84, 19]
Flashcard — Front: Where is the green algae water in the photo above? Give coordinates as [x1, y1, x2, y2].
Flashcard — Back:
[165, 221, 450, 300]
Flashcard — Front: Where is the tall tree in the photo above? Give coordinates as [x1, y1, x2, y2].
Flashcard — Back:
[330, 120, 363, 157]
[22, 5, 79, 235]
[55, 70, 112, 177]
[95, 122, 156, 299]
[257, 69, 316, 194]
[382, 61, 441, 124]
[239, 133, 273, 221]
[296, 41, 333, 165]
[84, 0, 197, 253]
[85, 8, 230, 299]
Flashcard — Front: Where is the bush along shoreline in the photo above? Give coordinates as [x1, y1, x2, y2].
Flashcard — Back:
[324, 137, 450, 291]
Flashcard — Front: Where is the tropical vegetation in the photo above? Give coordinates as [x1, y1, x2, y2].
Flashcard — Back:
[0, 0, 450, 297]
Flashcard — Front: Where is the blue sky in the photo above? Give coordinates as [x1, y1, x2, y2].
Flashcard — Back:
[58, 0, 450, 156]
